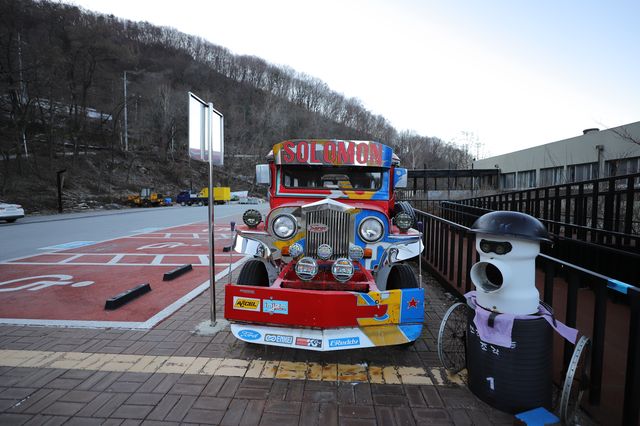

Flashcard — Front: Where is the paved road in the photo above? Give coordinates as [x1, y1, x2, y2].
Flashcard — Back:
[0, 204, 269, 262]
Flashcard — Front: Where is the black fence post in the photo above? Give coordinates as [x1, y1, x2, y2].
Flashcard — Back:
[623, 286, 640, 425]
[465, 232, 474, 293]
[543, 259, 555, 306]
[457, 231, 464, 290]
[589, 280, 607, 405]
[564, 271, 580, 371]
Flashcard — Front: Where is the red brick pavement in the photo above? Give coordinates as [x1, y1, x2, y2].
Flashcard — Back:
[0, 264, 522, 425]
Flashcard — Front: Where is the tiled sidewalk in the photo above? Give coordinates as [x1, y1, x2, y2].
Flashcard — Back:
[0, 268, 516, 425]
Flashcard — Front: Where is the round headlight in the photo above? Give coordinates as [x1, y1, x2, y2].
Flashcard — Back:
[289, 242, 303, 258]
[317, 244, 333, 260]
[295, 257, 318, 281]
[331, 258, 354, 282]
[271, 214, 297, 240]
[242, 209, 262, 228]
[359, 217, 384, 242]
[394, 212, 413, 231]
[348, 244, 364, 261]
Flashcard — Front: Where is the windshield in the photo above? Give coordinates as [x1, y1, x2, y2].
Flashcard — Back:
[282, 165, 385, 190]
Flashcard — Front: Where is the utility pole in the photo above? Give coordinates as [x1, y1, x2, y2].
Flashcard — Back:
[123, 71, 128, 151]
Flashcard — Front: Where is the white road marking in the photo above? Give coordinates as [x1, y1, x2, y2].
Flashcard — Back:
[8, 252, 247, 267]
[107, 254, 126, 265]
[8, 262, 243, 267]
[0, 257, 248, 329]
[59, 254, 84, 264]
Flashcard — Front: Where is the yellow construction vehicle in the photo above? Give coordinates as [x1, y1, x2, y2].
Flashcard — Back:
[127, 188, 167, 207]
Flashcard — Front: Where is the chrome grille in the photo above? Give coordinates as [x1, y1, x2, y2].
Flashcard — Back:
[305, 209, 350, 259]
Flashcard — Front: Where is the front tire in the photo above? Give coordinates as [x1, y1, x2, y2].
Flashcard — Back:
[236, 260, 270, 287]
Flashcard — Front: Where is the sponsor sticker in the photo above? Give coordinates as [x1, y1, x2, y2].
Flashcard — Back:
[237, 329, 261, 340]
[295, 337, 322, 348]
[264, 334, 294, 345]
[233, 296, 261, 311]
[328, 337, 360, 348]
[263, 299, 289, 315]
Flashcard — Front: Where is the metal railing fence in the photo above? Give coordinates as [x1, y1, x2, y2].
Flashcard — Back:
[413, 208, 640, 425]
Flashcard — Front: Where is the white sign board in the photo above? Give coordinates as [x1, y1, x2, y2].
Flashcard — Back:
[188, 92, 223, 165]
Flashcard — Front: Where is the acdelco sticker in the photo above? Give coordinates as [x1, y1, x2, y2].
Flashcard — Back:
[233, 296, 260, 311]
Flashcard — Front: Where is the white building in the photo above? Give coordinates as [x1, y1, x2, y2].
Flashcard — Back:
[473, 121, 640, 190]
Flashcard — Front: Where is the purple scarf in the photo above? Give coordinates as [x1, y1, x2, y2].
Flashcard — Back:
[465, 291, 579, 348]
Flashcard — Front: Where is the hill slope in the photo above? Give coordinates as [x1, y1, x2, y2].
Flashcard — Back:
[0, 0, 471, 212]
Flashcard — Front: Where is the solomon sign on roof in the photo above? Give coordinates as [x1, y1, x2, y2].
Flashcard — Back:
[273, 140, 393, 167]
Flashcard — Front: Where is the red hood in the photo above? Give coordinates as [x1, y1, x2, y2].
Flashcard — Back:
[269, 197, 390, 217]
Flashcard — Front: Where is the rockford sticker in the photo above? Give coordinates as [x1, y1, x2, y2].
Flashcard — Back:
[263, 299, 289, 315]
[237, 329, 261, 341]
[328, 337, 360, 348]
[295, 337, 322, 348]
[233, 296, 261, 311]
[264, 334, 293, 345]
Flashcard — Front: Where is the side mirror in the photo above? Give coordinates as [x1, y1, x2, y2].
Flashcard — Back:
[255, 164, 270, 185]
[394, 168, 408, 189]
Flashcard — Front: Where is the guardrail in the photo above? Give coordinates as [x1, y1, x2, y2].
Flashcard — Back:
[437, 201, 640, 288]
[414, 208, 640, 425]
[454, 172, 640, 246]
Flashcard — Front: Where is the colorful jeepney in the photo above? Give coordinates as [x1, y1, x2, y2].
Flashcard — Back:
[224, 139, 424, 351]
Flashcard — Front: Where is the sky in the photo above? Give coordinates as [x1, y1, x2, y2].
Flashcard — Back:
[67, 0, 640, 158]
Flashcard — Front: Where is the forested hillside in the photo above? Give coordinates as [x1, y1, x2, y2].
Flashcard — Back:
[0, 0, 471, 212]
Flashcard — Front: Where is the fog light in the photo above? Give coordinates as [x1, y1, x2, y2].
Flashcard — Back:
[317, 244, 333, 260]
[394, 212, 413, 231]
[295, 257, 318, 281]
[289, 242, 303, 258]
[332, 258, 354, 282]
[348, 245, 364, 261]
[242, 209, 262, 228]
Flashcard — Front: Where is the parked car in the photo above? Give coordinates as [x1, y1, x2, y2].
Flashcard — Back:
[0, 202, 25, 223]
[239, 197, 260, 204]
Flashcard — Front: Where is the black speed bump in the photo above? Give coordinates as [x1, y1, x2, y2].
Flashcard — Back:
[104, 283, 151, 310]
[163, 264, 193, 281]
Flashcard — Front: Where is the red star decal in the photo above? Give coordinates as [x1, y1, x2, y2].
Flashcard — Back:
[407, 297, 418, 309]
